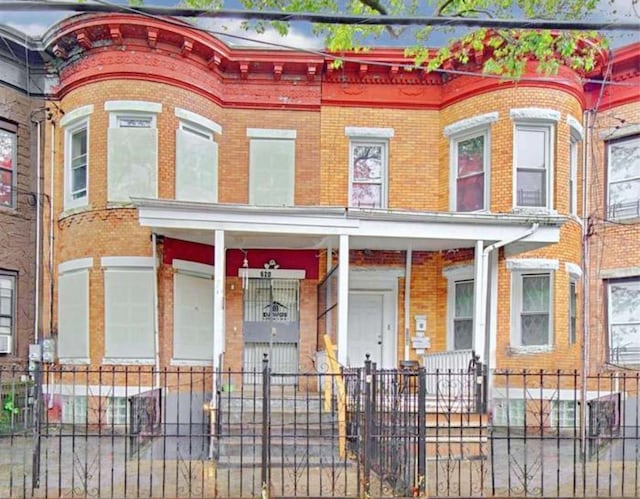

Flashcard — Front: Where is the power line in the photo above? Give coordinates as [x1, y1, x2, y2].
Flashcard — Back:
[2, 0, 640, 31]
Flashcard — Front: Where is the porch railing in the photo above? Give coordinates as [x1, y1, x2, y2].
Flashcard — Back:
[422, 349, 474, 394]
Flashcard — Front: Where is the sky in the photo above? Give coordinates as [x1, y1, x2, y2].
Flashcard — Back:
[1, 0, 638, 50]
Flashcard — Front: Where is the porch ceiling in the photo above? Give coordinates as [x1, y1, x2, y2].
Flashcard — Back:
[133, 198, 566, 253]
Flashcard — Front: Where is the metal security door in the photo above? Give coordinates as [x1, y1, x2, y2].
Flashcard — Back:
[243, 278, 299, 384]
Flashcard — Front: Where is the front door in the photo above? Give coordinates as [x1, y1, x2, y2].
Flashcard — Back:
[243, 278, 300, 384]
[348, 292, 394, 367]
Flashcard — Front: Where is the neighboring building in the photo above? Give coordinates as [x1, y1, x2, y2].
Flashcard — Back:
[0, 26, 46, 362]
[0, 11, 630, 424]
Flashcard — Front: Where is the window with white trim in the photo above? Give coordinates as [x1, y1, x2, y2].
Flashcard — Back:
[349, 140, 387, 208]
[569, 280, 577, 344]
[106, 397, 129, 427]
[444, 265, 475, 350]
[106, 101, 160, 202]
[569, 140, 578, 216]
[173, 261, 214, 363]
[62, 395, 87, 424]
[607, 135, 640, 220]
[514, 124, 554, 209]
[103, 258, 155, 363]
[65, 123, 89, 208]
[248, 129, 296, 206]
[451, 131, 489, 211]
[175, 109, 220, 203]
[0, 121, 17, 208]
[58, 259, 91, 362]
[550, 400, 578, 429]
[607, 278, 640, 365]
[493, 398, 525, 426]
[0, 273, 16, 354]
[511, 271, 553, 347]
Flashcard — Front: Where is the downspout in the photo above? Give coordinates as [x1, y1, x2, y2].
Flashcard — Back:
[481, 223, 540, 418]
[404, 246, 412, 361]
[48, 118, 55, 336]
[33, 116, 42, 343]
[152, 233, 161, 389]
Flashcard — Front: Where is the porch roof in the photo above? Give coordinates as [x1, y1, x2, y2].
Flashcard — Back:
[133, 198, 566, 253]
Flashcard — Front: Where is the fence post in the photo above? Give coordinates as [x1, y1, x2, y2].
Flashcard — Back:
[475, 360, 486, 413]
[363, 355, 372, 497]
[261, 353, 270, 498]
[417, 366, 426, 496]
[31, 365, 43, 491]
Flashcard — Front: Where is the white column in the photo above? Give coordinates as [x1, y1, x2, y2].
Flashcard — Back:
[473, 240, 485, 361]
[337, 234, 350, 366]
[213, 230, 226, 371]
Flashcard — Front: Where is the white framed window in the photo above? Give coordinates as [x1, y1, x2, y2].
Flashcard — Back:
[607, 135, 640, 220]
[106, 397, 130, 426]
[550, 400, 578, 429]
[444, 265, 474, 351]
[248, 128, 296, 206]
[64, 121, 89, 209]
[105, 101, 160, 203]
[62, 395, 87, 425]
[349, 140, 387, 208]
[172, 260, 214, 364]
[0, 121, 17, 208]
[175, 108, 221, 203]
[58, 258, 92, 363]
[102, 257, 155, 363]
[569, 140, 578, 216]
[607, 278, 640, 365]
[0, 273, 16, 354]
[493, 398, 525, 426]
[514, 124, 554, 209]
[569, 280, 577, 344]
[450, 131, 489, 212]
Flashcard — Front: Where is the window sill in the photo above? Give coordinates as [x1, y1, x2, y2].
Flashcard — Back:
[170, 359, 213, 366]
[605, 216, 640, 225]
[102, 358, 155, 365]
[511, 207, 558, 216]
[59, 204, 93, 221]
[106, 201, 136, 209]
[0, 205, 19, 216]
[509, 345, 554, 355]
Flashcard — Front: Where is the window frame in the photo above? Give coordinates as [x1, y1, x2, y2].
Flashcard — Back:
[569, 139, 579, 216]
[513, 122, 555, 210]
[62, 395, 88, 425]
[348, 139, 388, 209]
[550, 399, 579, 430]
[0, 122, 17, 209]
[0, 272, 16, 353]
[64, 119, 90, 209]
[449, 128, 490, 212]
[606, 134, 640, 221]
[606, 276, 640, 365]
[569, 280, 578, 345]
[443, 265, 475, 351]
[106, 396, 130, 427]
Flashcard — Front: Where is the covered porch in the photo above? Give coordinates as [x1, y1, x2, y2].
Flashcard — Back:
[133, 199, 564, 377]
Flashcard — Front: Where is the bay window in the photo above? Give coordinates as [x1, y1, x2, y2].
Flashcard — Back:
[607, 135, 640, 220]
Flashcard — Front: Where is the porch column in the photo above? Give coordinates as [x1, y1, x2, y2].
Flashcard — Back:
[337, 234, 349, 366]
[473, 240, 485, 362]
[213, 230, 226, 371]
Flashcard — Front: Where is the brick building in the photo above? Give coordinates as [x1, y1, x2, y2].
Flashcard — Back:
[8, 12, 634, 423]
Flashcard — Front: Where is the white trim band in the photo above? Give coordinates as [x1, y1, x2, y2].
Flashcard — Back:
[60, 105, 94, 127]
[101, 256, 156, 268]
[565, 262, 583, 279]
[506, 258, 559, 271]
[600, 267, 640, 279]
[59, 257, 93, 274]
[247, 128, 296, 139]
[567, 115, 584, 141]
[442, 264, 474, 280]
[173, 259, 215, 276]
[443, 112, 499, 138]
[599, 123, 640, 141]
[104, 101, 162, 113]
[102, 358, 156, 365]
[175, 108, 222, 135]
[345, 126, 395, 139]
[510, 108, 561, 122]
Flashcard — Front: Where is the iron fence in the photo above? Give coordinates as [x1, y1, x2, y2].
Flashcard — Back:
[0, 363, 638, 497]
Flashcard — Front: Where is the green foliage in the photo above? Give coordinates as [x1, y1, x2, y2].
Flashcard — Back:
[175, 0, 613, 78]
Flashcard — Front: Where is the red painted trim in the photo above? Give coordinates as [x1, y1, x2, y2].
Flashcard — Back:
[163, 238, 320, 279]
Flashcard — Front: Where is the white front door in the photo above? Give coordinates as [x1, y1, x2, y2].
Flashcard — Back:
[348, 291, 395, 367]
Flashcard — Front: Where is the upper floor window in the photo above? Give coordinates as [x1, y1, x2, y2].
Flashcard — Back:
[0, 122, 17, 208]
[607, 135, 640, 220]
[105, 101, 161, 203]
[445, 112, 497, 212]
[607, 277, 640, 365]
[511, 108, 559, 211]
[568, 115, 583, 217]
[248, 128, 295, 206]
[61, 105, 93, 210]
[175, 108, 221, 203]
[0, 273, 15, 354]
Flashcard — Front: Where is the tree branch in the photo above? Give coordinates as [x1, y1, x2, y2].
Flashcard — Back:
[358, 0, 388, 15]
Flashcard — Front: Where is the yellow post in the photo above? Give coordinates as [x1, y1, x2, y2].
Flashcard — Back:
[323, 334, 347, 458]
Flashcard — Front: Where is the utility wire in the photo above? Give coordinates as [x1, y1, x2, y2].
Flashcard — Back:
[2, 0, 640, 31]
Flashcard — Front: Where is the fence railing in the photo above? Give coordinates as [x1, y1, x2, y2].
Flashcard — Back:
[0, 364, 639, 497]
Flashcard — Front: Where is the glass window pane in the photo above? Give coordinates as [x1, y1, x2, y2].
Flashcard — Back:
[72, 165, 87, 196]
[0, 130, 14, 171]
[455, 281, 474, 317]
[352, 145, 383, 181]
[351, 183, 381, 208]
[457, 173, 484, 211]
[521, 313, 549, 345]
[610, 281, 640, 323]
[454, 319, 473, 350]
[0, 169, 12, 206]
[609, 137, 640, 182]
[517, 170, 546, 206]
[72, 128, 87, 158]
[457, 136, 484, 176]
[516, 128, 546, 168]
[609, 178, 640, 207]
[522, 274, 550, 312]
[0, 297, 11, 315]
[118, 116, 152, 128]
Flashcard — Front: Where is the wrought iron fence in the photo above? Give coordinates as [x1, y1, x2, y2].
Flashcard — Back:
[0, 363, 638, 498]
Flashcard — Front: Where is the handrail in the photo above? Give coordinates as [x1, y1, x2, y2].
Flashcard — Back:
[323, 334, 347, 459]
